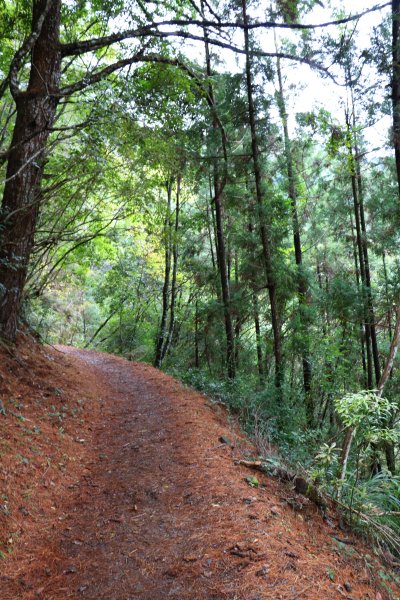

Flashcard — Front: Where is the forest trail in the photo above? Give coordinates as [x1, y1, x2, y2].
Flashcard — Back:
[0, 345, 395, 599]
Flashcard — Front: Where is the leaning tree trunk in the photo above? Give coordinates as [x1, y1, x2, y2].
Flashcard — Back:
[377, 305, 400, 474]
[0, 0, 62, 341]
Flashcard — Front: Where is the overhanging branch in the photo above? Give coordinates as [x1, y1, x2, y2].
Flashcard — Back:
[60, 3, 390, 57]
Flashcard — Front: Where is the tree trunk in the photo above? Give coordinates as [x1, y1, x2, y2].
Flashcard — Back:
[346, 111, 375, 389]
[347, 78, 381, 386]
[252, 290, 264, 382]
[338, 426, 355, 501]
[276, 54, 313, 422]
[350, 212, 367, 385]
[0, 0, 61, 341]
[377, 305, 400, 474]
[154, 178, 173, 368]
[161, 175, 181, 362]
[248, 220, 264, 382]
[242, 0, 283, 389]
[356, 157, 380, 386]
[234, 250, 241, 368]
[214, 185, 236, 379]
[392, 0, 400, 203]
[195, 299, 200, 368]
[203, 14, 235, 379]
[382, 251, 393, 340]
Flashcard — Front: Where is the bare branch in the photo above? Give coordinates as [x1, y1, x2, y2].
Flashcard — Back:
[60, 38, 335, 99]
[61, 3, 390, 57]
[59, 50, 147, 96]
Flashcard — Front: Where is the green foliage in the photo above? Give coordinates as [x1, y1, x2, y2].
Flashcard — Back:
[2, 0, 400, 560]
[340, 472, 400, 555]
[335, 391, 398, 444]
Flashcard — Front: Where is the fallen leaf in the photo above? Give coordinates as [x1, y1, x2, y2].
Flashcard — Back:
[245, 476, 259, 488]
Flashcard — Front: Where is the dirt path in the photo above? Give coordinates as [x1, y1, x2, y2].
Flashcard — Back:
[0, 347, 394, 599]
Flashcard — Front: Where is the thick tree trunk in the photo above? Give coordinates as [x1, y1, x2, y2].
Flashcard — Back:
[0, 0, 61, 341]
[242, 0, 282, 388]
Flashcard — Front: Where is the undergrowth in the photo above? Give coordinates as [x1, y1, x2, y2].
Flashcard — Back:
[175, 367, 321, 465]
[172, 367, 400, 560]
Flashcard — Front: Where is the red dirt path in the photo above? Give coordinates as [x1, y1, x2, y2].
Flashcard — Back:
[1, 343, 399, 599]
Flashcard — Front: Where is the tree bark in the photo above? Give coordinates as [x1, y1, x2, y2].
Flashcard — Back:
[377, 305, 400, 397]
[195, 299, 200, 368]
[154, 178, 173, 368]
[0, 0, 62, 341]
[248, 220, 264, 382]
[242, 0, 283, 389]
[203, 10, 235, 379]
[377, 305, 400, 474]
[276, 54, 312, 421]
[392, 0, 400, 203]
[345, 111, 377, 389]
[161, 175, 181, 362]
[350, 212, 367, 385]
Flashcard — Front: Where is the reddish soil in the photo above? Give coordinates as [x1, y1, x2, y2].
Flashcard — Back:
[0, 339, 399, 599]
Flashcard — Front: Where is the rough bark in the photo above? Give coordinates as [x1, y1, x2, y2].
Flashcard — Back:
[0, 0, 62, 341]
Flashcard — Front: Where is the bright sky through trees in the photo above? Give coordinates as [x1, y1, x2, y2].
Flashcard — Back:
[179, 0, 392, 152]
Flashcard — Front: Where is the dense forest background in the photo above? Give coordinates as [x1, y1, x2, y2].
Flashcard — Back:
[2, 0, 400, 551]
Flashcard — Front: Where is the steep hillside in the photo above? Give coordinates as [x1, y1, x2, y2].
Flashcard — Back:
[0, 340, 399, 599]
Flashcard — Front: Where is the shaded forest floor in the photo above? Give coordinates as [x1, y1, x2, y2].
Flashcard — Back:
[0, 337, 399, 599]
